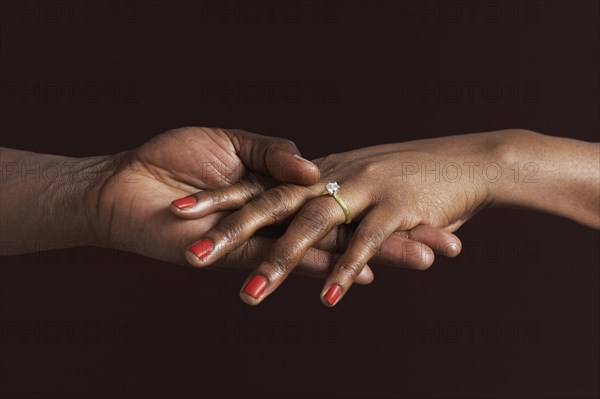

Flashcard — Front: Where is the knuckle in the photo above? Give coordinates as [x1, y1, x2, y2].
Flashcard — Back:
[356, 161, 380, 176]
[266, 139, 298, 162]
[297, 201, 336, 231]
[245, 173, 272, 194]
[236, 184, 255, 203]
[236, 177, 261, 203]
[206, 189, 229, 206]
[212, 219, 245, 245]
[251, 187, 291, 221]
[338, 261, 364, 279]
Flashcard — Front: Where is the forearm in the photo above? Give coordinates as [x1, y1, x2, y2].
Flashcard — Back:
[0, 148, 111, 254]
[487, 130, 600, 228]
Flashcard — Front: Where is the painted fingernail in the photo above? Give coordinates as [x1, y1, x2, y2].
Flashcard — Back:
[188, 239, 213, 260]
[243, 275, 268, 299]
[323, 284, 342, 306]
[172, 196, 196, 210]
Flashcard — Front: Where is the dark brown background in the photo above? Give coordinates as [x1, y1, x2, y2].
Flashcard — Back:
[1, 1, 598, 398]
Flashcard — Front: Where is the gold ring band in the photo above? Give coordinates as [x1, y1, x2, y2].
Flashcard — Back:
[321, 182, 351, 224]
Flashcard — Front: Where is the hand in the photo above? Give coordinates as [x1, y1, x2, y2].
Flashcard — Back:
[89, 127, 458, 282]
[89, 126, 341, 277]
[171, 132, 505, 306]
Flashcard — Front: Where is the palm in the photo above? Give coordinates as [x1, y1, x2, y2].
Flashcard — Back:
[97, 127, 248, 264]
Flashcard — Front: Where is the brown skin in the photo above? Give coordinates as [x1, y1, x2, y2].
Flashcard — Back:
[0, 127, 461, 284]
[178, 129, 600, 307]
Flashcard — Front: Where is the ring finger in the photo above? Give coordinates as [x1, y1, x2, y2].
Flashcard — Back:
[239, 182, 371, 305]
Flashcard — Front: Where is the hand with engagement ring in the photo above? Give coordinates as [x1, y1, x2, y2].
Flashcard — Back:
[1, 127, 460, 285]
[173, 129, 599, 307]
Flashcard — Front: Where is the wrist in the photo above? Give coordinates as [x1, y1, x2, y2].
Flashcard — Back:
[77, 151, 135, 249]
[45, 154, 116, 247]
[478, 128, 536, 208]
[488, 129, 599, 228]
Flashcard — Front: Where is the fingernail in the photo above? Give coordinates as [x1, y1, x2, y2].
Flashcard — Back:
[323, 284, 342, 306]
[447, 242, 459, 256]
[172, 196, 196, 211]
[243, 275, 268, 299]
[188, 239, 213, 260]
[293, 154, 314, 165]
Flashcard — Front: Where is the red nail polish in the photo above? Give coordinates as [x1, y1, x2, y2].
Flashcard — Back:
[188, 239, 213, 260]
[324, 284, 341, 306]
[172, 196, 196, 210]
[243, 275, 268, 299]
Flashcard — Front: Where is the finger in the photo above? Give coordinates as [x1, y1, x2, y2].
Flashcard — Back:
[314, 225, 460, 268]
[370, 226, 460, 268]
[375, 234, 436, 270]
[226, 129, 320, 185]
[172, 213, 374, 284]
[219, 235, 374, 285]
[239, 188, 371, 305]
[407, 225, 462, 258]
[184, 184, 316, 267]
[170, 173, 276, 219]
[320, 207, 412, 307]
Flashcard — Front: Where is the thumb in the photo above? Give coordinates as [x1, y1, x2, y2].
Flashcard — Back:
[226, 129, 320, 185]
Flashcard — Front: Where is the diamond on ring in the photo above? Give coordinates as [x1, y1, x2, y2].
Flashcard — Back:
[325, 182, 340, 195]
